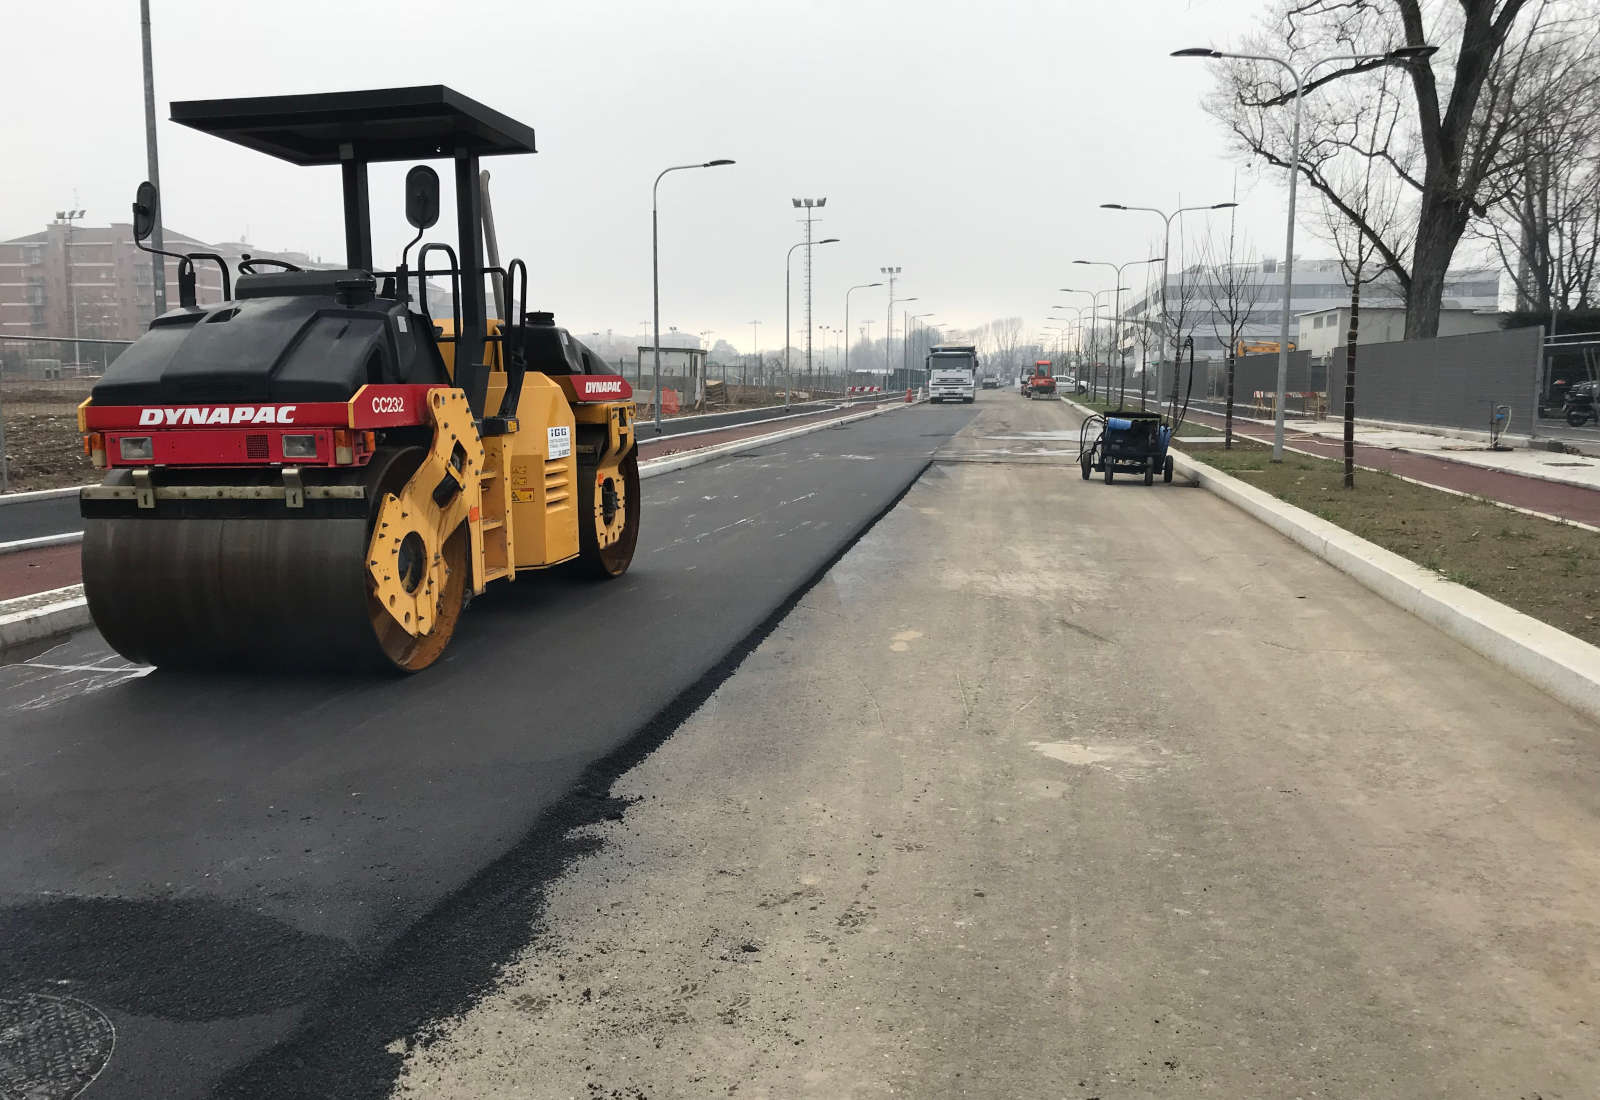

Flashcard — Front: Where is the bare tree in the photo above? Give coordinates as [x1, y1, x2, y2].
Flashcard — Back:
[1205, 0, 1558, 339]
[1471, 15, 1600, 318]
[1322, 83, 1415, 488]
[1160, 257, 1206, 410]
[1133, 269, 1165, 410]
[1199, 206, 1268, 448]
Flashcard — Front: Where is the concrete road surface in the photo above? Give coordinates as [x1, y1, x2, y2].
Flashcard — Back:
[0, 401, 974, 1099]
[393, 394, 1600, 1098]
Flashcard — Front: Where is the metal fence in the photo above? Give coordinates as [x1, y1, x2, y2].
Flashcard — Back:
[1172, 327, 1545, 436]
[1319, 326, 1541, 435]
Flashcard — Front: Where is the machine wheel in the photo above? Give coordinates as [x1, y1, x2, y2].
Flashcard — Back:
[1104, 465, 1113, 484]
[576, 445, 640, 578]
[1568, 408, 1590, 427]
[1144, 462, 1154, 486]
[1163, 455, 1174, 483]
[1081, 457, 1091, 481]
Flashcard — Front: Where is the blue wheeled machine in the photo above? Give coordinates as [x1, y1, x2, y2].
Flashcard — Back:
[1078, 336, 1198, 486]
[1079, 411, 1173, 485]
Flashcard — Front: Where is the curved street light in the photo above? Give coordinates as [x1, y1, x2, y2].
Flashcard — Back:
[652, 158, 735, 434]
[844, 281, 883, 388]
[1060, 286, 1127, 403]
[787, 237, 839, 408]
[1074, 257, 1160, 404]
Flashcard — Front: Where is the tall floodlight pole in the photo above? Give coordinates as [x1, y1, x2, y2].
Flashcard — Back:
[880, 267, 901, 382]
[58, 209, 86, 367]
[787, 237, 840, 409]
[1073, 258, 1160, 405]
[1171, 42, 1435, 457]
[140, 0, 166, 314]
[652, 157, 734, 434]
[843, 281, 882, 390]
[792, 198, 827, 387]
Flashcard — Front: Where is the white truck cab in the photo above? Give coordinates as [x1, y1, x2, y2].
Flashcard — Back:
[926, 345, 978, 404]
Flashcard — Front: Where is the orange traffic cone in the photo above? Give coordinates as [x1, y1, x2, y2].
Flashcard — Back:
[904, 387, 914, 403]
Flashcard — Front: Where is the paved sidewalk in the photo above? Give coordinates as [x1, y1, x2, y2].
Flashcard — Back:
[391, 398, 1599, 1098]
[1186, 406, 1600, 527]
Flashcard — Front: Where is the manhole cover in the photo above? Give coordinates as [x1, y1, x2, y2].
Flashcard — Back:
[0, 992, 115, 1099]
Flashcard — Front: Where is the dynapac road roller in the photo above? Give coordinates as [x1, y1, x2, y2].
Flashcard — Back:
[78, 86, 639, 671]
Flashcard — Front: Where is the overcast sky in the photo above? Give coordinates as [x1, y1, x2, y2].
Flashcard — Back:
[6, 0, 1309, 351]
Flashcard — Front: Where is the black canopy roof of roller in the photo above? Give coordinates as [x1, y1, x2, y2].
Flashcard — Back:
[168, 85, 538, 165]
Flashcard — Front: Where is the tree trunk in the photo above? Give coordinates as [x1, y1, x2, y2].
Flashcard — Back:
[1405, 190, 1473, 339]
[1224, 354, 1236, 450]
[1345, 282, 1361, 489]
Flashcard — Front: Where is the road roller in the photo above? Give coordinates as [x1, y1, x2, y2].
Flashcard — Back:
[77, 86, 639, 671]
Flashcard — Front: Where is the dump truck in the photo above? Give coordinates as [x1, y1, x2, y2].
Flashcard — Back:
[77, 86, 639, 671]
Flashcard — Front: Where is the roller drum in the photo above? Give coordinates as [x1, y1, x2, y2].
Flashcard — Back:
[80, 447, 462, 672]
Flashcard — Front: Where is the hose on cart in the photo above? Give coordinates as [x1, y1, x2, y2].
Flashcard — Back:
[1078, 412, 1106, 463]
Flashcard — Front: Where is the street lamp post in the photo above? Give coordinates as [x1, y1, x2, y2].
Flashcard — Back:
[1059, 287, 1125, 403]
[788, 237, 839, 408]
[1171, 42, 1434, 456]
[843, 281, 883, 391]
[652, 158, 734, 434]
[1099, 200, 1235, 416]
[905, 312, 934, 386]
[888, 296, 919, 390]
[1073, 258, 1160, 406]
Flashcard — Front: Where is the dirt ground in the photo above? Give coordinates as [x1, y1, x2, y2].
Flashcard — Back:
[2, 389, 94, 492]
[1202, 440, 1600, 646]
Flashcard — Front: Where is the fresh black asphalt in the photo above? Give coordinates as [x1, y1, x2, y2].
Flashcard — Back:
[0, 401, 876, 543]
[0, 491, 80, 542]
[0, 401, 976, 1099]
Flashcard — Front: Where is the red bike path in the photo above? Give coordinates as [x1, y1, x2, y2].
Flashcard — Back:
[1184, 407, 1600, 528]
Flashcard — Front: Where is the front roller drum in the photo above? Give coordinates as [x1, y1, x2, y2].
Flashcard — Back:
[81, 447, 467, 672]
[575, 446, 640, 578]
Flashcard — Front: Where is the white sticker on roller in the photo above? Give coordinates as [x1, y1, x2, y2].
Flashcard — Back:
[547, 425, 572, 459]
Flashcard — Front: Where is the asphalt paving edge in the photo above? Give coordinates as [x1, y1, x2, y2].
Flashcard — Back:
[1170, 447, 1600, 725]
[0, 398, 921, 663]
[208, 457, 938, 1100]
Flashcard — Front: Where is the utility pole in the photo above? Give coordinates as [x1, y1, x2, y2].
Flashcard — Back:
[748, 320, 760, 386]
[140, 0, 166, 314]
[793, 198, 826, 387]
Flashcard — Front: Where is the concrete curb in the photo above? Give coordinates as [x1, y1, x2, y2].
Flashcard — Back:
[0, 484, 90, 505]
[0, 531, 83, 556]
[1169, 447, 1600, 725]
[0, 585, 90, 660]
[0, 396, 921, 661]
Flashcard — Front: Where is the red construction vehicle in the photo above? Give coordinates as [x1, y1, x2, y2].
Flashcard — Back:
[1026, 361, 1057, 400]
